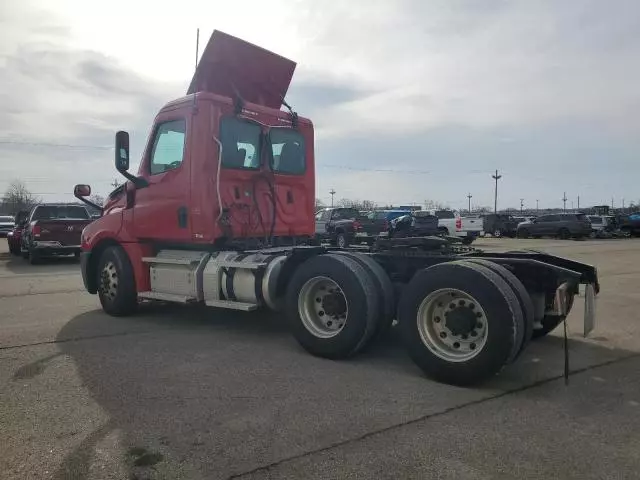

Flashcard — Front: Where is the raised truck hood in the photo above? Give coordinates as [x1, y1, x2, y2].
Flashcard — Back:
[187, 30, 296, 110]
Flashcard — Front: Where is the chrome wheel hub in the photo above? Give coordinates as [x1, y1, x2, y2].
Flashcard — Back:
[99, 261, 118, 301]
[298, 276, 348, 338]
[417, 289, 488, 362]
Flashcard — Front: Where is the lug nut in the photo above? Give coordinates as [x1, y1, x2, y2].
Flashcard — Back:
[476, 322, 483, 329]
[468, 303, 475, 309]
[434, 316, 441, 323]
[439, 332, 447, 339]
[458, 300, 466, 306]
[470, 330, 477, 337]
[449, 303, 456, 309]
[453, 342, 460, 349]
[319, 311, 325, 316]
[470, 343, 476, 350]
[476, 312, 482, 318]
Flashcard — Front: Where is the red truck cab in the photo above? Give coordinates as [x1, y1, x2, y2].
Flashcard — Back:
[77, 31, 314, 295]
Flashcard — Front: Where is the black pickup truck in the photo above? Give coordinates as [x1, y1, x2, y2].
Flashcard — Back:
[314, 207, 386, 247]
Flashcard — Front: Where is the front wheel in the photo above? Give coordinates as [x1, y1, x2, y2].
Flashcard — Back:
[97, 246, 138, 316]
[336, 233, 348, 249]
[518, 229, 530, 239]
[558, 228, 571, 240]
[461, 237, 475, 245]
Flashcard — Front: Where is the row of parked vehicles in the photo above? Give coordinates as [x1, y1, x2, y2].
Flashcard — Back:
[2, 204, 95, 264]
[314, 208, 640, 247]
[315, 208, 483, 248]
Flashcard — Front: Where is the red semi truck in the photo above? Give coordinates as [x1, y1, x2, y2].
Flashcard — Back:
[74, 31, 599, 386]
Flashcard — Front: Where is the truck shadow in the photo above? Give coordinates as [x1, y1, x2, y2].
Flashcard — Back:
[52, 305, 637, 479]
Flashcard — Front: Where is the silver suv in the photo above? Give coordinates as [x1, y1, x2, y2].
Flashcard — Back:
[517, 213, 592, 239]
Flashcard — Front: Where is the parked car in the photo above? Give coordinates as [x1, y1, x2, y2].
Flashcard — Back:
[6, 210, 29, 255]
[482, 214, 519, 237]
[587, 215, 616, 237]
[21, 204, 93, 263]
[389, 211, 439, 238]
[0, 215, 14, 237]
[315, 207, 385, 247]
[427, 210, 483, 245]
[516, 213, 592, 239]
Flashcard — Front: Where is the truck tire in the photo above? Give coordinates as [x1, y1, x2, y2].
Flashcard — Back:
[332, 251, 395, 338]
[438, 227, 450, 236]
[461, 237, 475, 246]
[398, 261, 523, 386]
[96, 246, 138, 316]
[461, 259, 534, 359]
[285, 253, 379, 359]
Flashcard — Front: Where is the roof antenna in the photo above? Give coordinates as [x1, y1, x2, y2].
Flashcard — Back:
[281, 97, 298, 128]
[192, 28, 200, 109]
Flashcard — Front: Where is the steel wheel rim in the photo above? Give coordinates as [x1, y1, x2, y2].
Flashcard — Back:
[99, 260, 118, 301]
[298, 276, 348, 338]
[337, 235, 346, 248]
[494, 230, 502, 237]
[417, 288, 488, 362]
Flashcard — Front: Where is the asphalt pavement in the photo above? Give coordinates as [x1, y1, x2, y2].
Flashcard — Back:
[1, 238, 639, 479]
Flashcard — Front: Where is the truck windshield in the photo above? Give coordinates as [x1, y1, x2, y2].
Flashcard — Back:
[33, 206, 89, 220]
[269, 128, 305, 174]
[220, 117, 261, 169]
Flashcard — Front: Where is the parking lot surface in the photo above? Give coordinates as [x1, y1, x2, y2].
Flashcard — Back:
[1, 238, 640, 479]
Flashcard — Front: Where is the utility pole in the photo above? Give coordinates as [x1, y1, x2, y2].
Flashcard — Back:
[492, 170, 502, 213]
[611, 197, 614, 209]
[520, 198, 524, 213]
[329, 189, 336, 207]
[577, 195, 580, 210]
[536, 199, 539, 213]
[467, 193, 472, 213]
[562, 192, 568, 212]
[623, 198, 625, 210]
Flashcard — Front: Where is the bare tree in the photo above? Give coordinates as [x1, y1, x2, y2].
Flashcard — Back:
[1, 180, 40, 214]
[337, 198, 376, 211]
[315, 198, 325, 211]
[423, 199, 448, 210]
[89, 194, 105, 207]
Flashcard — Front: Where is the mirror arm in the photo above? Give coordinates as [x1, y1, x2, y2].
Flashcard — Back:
[117, 168, 149, 189]
[74, 192, 103, 214]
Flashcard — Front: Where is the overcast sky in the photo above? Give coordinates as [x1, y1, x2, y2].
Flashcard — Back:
[1, 0, 639, 210]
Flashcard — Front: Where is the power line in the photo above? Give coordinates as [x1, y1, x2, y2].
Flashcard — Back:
[0, 140, 112, 150]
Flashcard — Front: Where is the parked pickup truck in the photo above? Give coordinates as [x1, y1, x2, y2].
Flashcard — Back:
[21, 204, 92, 264]
[315, 207, 386, 247]
[427, 210, 483, 244]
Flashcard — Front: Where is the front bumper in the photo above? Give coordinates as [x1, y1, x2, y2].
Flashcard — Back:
[31, 241, 81, 255]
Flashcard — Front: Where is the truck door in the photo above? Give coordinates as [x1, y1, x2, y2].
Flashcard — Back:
[132, 117, 192, 243]
[315, 210, 330, 235]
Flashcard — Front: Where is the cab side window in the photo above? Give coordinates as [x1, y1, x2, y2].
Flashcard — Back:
[150, 119, 186, 175]
[220, 117, 261, 169]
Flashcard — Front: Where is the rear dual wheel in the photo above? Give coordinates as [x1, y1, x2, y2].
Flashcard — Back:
[398, 260, 529, 386]
[285, 252, 395, 359]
